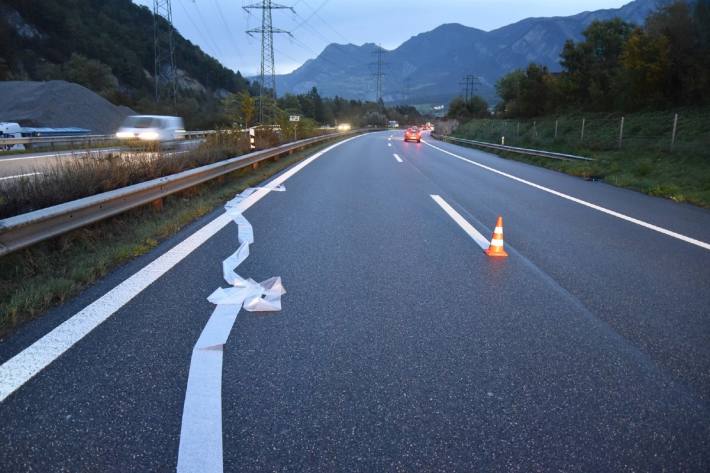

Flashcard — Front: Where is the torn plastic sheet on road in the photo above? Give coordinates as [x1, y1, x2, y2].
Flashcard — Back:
[177, 185, 286, 473]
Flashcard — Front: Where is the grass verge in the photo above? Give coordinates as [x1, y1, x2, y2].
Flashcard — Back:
[0, 138, 341, 337]
[447, 109, 710, 207]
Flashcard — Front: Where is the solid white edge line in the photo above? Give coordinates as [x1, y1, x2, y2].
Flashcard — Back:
[0, 148, 123, 162]
[431, 195, 490, 251]
[393, 153, 403, 163]
[423, 140, 710, 251]
[0, 134, 366, 403]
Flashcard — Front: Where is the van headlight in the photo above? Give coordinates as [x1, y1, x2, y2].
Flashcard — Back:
[139, 131, 160, 141]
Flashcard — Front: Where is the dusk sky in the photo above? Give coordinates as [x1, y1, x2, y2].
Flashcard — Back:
[133, 0, 633, 76]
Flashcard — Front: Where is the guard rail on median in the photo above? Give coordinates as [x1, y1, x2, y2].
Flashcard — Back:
[432, 134, 593, 162]
[0, 130, 362, 257]
[0, 130, 216, 148]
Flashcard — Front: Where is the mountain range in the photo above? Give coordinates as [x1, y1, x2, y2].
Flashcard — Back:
[274, 0, 661, 105]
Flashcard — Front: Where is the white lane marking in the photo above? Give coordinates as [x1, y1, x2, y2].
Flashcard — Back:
[393, 153, 403, 163]
[178, 304, 233, 473]
[388, 143, 392, 147]
[0, 172, 42, 181]
[431, 195, 490, 250]
[424, 140, 710, 252]
[0, 134, 365, 403]
[178, 188, 286, 473]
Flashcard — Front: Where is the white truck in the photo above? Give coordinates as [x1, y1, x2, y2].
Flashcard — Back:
[0, 122, 25, 151]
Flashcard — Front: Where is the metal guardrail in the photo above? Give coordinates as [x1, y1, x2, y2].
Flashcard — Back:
[0, 130, 216, 147]
[434, 135, 593, 162]
[0, 131, 360, 256]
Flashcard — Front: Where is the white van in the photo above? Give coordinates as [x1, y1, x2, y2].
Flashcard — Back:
[115, 115, 186, 142]
[0, 122, 24, 151]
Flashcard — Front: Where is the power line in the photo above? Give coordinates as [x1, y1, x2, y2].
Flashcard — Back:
[190, 0, 227, 58]
[298, 0, 348, 43]
[176, 0, 221, 58]
[244, 1, 294, 124]
[212, 0, 245, 64]
[153, 0, 177, 104]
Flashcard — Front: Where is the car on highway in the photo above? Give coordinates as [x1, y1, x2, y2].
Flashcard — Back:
[0, 122, 24, 151]
[404, 127, 421, 143]
[115, 115, 186, 142]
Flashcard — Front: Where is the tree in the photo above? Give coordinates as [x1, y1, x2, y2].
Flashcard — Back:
[61, 53, 119, 98]
[495, 65, 558, 117]
[619, 28, 670, 109]
[447, 95, 490, 120]
[644, 0, 708, 105]
[222, 90, 255, 128]
[240, 91, 255, 128]
[560, 19, 634, 108]
[309, 87, 325, 123]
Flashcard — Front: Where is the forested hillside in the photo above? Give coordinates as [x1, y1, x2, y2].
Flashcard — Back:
[0, 0, 250, 127]
[491, 0, 710, 117]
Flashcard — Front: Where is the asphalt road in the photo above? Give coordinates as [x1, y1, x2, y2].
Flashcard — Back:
[0, 140, 202, 180]
[1, 131, 709, 471]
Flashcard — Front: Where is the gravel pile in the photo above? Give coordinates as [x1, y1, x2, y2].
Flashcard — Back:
[0, 80, 134, 134]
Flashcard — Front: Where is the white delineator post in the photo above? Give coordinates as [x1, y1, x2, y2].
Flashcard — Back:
[671, 113, 679, 151]
[249, 127, 256, 150]
[580, 118, 586, 142]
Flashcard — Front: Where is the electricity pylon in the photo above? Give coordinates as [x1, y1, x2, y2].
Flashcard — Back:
[371, 44, 387, 104]
[153, 0, 177, 104]
[459, 74, 479, 102]
[244, 1, 294, 124]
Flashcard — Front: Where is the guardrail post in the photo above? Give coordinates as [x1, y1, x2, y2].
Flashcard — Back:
[618, 116, 625, 149]
[671, 113, 678, 151]
[151, 198, 164, 211]
[580, 118, 586, 142]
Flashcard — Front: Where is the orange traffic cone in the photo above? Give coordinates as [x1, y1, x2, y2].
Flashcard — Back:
[485, 216, 509, 257]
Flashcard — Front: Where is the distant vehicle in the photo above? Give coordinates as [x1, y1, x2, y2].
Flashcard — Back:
[0, 122, 24, 151]
[115, 115, 185, 142]
[388, 120, 399, 128]
[404, 127, 421, 143]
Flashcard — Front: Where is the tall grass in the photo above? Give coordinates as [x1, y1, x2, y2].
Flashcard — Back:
[0, 138, 339, 335]
[0, 128, 324, 219]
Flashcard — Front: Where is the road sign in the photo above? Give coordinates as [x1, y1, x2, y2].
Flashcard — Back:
[289, 115, 300, 122]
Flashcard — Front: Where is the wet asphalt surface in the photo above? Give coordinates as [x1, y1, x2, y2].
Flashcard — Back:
[1, 131, 709, 471]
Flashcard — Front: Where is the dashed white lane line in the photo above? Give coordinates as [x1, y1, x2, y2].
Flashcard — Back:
[0, 134, 366, 403]
[393, 153, 403, 163]
[388, 143, 392, 147]
[431, 195, 490, 250]
[0, 172, 42, 181]
[424, 140, 710, 252]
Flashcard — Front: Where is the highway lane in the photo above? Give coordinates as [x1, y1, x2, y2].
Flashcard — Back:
[1, 131, 709, 471]
[405, 135, 710, 399]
